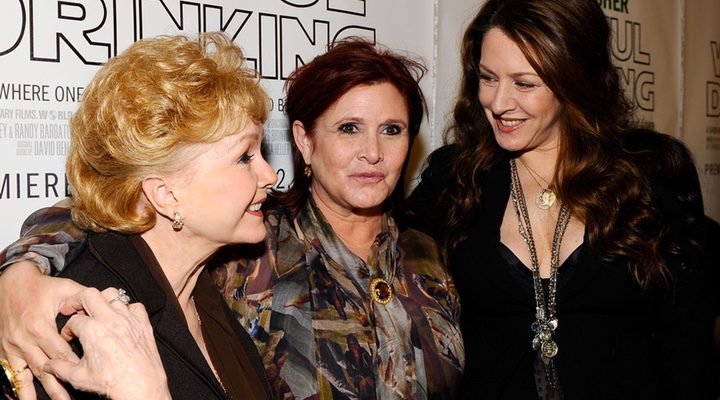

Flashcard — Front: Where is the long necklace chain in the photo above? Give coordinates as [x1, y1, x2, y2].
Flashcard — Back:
[509, 159, 570, 388]
[192, 298, 227, 394]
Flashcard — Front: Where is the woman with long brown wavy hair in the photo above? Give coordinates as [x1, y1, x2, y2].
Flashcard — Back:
[409, 0, 712, 398]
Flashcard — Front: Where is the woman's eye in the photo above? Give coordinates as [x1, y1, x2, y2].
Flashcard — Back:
[479, 73, 497, 84]
[338, 123, 359, 134]
[236, 152, 254, 165]
[382, 124, 403, 135]
[515, 81, 537, 90]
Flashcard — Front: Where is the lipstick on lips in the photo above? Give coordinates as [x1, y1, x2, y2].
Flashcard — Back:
[246, 198, 265, 216]
[351, 172, 385, 184]
[495, 116, 525, 133]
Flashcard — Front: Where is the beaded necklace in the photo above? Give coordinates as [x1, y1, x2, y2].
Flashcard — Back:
[509, 159, 570, 393]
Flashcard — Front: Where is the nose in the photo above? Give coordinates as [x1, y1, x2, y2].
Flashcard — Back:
[359, 133, 383, 164]
[256, 155, 277, 189]
[489, 81, 517, 115]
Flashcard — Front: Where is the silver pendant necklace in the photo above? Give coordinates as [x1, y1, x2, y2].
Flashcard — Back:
[509, 159, 571, 390]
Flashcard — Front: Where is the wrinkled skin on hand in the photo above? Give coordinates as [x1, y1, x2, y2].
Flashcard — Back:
[44, 288, 170, 400]
[0, 261, 85, 400]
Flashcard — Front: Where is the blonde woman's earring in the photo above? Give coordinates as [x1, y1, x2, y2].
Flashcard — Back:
[172, 210, 184, 231]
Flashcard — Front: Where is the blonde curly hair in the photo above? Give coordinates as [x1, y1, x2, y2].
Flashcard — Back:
[67, 32, 268, 233]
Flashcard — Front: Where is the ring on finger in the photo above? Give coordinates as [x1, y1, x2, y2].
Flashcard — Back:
[109, 288, 131, 306]
[0, 358, 29, 397]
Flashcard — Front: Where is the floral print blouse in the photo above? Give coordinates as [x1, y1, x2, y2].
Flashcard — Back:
[214, 199, 463, 399]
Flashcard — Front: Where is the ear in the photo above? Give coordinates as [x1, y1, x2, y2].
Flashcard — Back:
[141, 176, 178, 220]
[292, 120, 313, 164]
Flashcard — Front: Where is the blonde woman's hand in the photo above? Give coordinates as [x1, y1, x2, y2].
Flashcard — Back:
[43, 287, 171, 400]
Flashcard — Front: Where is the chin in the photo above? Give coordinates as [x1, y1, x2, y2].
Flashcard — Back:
[234, 227, 267, 244]
[494, 136, 529, 153]
[349, 199, 387, 213]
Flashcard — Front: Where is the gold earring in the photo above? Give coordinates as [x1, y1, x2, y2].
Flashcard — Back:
[172, 210, 184, 231]
[304, 164, 312, 178]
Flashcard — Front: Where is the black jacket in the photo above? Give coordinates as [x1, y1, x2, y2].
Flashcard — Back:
[36, 232, 273, 400]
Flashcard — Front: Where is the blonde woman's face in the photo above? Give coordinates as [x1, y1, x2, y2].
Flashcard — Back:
[173, 122, 277, 246]
[478, 28, 562, 154]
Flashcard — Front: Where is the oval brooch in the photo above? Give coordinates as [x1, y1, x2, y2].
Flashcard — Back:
[369, 277, 393, 305]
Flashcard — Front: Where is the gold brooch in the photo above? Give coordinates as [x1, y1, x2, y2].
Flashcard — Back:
[369, 277, 393, 305]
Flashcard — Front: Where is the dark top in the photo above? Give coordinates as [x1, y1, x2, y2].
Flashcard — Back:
[36, 232, 273, 400]
[408, 133, 714, 399]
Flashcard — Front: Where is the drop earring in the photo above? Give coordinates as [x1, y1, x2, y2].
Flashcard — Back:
[172, 209, 184, 231]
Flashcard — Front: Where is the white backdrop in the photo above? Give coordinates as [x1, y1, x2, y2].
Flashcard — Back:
[0, 0, 436, 245]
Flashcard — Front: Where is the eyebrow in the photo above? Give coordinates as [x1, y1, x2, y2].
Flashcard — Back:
[227, 131, 258, 152]
[333, 116, 409, 126]
[479, 63, 540, 79]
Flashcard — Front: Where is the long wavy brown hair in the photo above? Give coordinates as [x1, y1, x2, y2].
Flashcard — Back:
[439, 0, 702, 289]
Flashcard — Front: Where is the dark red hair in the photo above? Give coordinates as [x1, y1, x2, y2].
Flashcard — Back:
[271, 37, 426, 220]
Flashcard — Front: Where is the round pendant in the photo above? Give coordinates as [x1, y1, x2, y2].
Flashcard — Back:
[369, 277, 393, 305]
[541, 340, 559, 359]
[536, 189, 556, 210]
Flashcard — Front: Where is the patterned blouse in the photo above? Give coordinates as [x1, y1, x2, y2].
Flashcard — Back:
[1, 200, 464, 399]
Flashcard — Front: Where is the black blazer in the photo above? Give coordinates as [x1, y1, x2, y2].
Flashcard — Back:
[35, 232, 273, 400]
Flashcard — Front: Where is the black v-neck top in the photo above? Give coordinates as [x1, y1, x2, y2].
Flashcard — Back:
[407, 140, 713, 399]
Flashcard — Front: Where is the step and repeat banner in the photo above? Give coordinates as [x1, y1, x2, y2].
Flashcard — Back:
[601, 0, 682, 135]
[682, 0, 720, 222]
[0, 0, 434, 245]
[600, 0, 719, 221]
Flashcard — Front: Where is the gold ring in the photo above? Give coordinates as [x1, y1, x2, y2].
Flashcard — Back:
[0, 358, 28, 397]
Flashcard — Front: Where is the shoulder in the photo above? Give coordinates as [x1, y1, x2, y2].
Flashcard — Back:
[418, 144, 459, 182]
[621, 129, 697, 175]
[621, 129, 703, 215]
[72, 231, 127, 267]
[407, 145, 459, 236]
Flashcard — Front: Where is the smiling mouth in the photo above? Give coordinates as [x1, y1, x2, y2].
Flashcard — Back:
[500, 119, 522, 127]
[495, 117, 525, 132]
[246, 198, 265, 216]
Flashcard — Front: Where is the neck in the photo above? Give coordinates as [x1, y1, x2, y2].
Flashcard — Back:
[140, 219, 217, 311]
[516, 147, 559, 184]
[311, 193, 382, 261]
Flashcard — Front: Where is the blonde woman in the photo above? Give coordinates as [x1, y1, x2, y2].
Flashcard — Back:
[0, 32, 276, 399]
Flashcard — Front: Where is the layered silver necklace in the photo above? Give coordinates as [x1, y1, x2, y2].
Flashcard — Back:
[509, 159, 570, 392]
